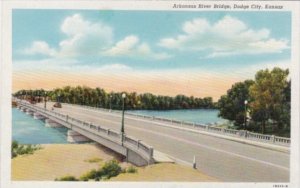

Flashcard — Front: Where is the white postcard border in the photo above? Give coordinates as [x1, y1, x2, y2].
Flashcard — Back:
[1, 1, 299, 188]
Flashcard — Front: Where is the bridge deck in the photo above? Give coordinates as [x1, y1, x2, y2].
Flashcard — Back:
[34, 102, 289, 182]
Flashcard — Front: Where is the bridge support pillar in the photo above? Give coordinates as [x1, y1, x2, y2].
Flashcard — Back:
[45, 119, 63, 128]
[20, 107, 26, 112]
[67, 130, 91, 143]
[125, 148, 153, 166]
[25, 110, 34, 115]
[33, 112, 46, 120]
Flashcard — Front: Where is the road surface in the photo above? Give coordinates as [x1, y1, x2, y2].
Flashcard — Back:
[37, 102, 289, 182]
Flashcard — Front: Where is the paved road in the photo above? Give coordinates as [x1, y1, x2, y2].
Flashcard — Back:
[37, 102, 290, 182]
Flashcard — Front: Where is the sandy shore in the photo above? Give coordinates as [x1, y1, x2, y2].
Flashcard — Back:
[12, 143, 217, 181]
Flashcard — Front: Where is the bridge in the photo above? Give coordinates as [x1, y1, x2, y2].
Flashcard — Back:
[15, 99, 290, 182]
[17, 100, 154, 166]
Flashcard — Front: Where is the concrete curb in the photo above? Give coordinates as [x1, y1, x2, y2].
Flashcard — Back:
[153, 150, 194, 167]
[153, 150, 175, 163]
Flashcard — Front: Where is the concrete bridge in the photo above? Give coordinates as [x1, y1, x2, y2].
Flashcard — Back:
[15, 100, 290, 182]
[17, 101, 155, 166]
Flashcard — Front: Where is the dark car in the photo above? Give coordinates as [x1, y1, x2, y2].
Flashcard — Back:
[53, 102, 62, 108]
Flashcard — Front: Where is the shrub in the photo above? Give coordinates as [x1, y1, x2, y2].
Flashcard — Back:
[55, 175, 78, 181]
[101, 160, 122, 179]
[65, 159, 123, 181]
[11, 141, 18, 158]
[79, 169, 98, 181]
[11, 141, 41, 158]
[12, 140, 18, 149]
[126, 166, 138, 173]
[95, 169, 104, 177]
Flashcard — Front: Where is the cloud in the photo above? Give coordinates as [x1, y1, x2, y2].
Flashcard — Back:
[58, 14, 113, 57]
[23, 41, 57, 56]
[104, 35, 171, 60]
[104, 35, 139, 56]
[159, 15, 289, 57]
[22, 14, 170, 61]
[22, 14, 113, 58]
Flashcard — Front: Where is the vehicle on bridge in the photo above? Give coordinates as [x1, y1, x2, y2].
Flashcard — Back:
[53, 102, 62, 108]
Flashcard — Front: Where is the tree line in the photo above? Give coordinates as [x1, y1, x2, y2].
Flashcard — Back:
[218, 67, 290, 137]
[14, 87, 216, 110]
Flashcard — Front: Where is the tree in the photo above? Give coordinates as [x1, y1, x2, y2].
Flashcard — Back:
[249, 68, 290, 134]
[281, 80, 291, 131]
[218, 80, 254, 128]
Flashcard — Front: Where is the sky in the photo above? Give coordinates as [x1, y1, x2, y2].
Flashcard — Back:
[12, 10, 291, 100]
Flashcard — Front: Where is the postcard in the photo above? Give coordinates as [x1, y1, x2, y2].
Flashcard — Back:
[0, 1, 299, 188]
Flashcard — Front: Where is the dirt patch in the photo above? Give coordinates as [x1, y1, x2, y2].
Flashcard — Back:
[12, 143, 122, 181]
[109, 163, 218, 182]
[12, 143, 217, 182]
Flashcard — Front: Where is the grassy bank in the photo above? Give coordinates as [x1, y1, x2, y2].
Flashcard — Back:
[12, 143, 217, 182]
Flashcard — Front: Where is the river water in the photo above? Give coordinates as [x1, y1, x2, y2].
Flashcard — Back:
[13, 107, 225, 144]
[128, 109, 225, 125]
[12, 108, 68, 144]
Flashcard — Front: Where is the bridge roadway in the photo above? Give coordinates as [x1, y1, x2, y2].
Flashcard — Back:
[36, 102, 289, 182]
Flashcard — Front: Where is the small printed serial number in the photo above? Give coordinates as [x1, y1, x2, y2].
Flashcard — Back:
[273, 185, 288, 188]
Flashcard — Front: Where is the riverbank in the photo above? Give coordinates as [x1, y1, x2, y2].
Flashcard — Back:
[12, 143, 217, 181]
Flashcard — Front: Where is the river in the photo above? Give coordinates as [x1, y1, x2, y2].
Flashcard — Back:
[12, 108, 68, 144]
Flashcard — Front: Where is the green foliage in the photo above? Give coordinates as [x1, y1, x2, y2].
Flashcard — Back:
[218, 80, 254, 128]
[14, 86, 216, 110]
[101, 159, 122, 178]
[62, 160, 123, 181]
[249, 68, 290, 134]
[126, 166, 138, 173]
[12, 89, 47, 103]
[11, 140, 41, 158]
[79, 169, 99, 181]
[55, 175, 78, 181]
[218, 67, 290, 136]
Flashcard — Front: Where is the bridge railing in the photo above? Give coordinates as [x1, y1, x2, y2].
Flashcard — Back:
[125, 112, 290, 147]
[274, 136, 290, 145]
[36, 101, 291, 147]
[17, 101, 154, 162]
[223, 128, 240, 136]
